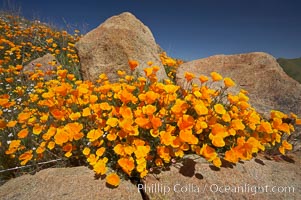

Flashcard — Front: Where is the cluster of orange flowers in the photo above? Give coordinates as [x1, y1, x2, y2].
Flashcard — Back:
[2, 63, 300, 186]
[0, 14, 80, 66]
[160, 52, 183, 82]
[0, 14, 80, 175]
[1, 14, 300, 187]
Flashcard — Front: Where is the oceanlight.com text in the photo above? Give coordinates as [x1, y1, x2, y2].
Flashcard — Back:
[209, 183, 295, 196]
[137, 183, 295, 196]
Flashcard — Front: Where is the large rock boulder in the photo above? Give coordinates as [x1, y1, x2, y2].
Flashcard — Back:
[177, 52, 301, 116]
[0, 166, 141, 200]
[145, 152, 301, 200]
[177, 52, 301, 149]
[75, 12, 168, 82]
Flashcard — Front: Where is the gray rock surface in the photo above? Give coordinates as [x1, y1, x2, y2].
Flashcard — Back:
[0, 166, 141, 200]
[145, 152, 301, 200]
[1, 152, 300, 200]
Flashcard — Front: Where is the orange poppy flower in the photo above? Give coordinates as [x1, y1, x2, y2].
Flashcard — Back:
[96, 147, 106, 157]
[99, 102, 111, 111]
[0, 98, 9, 106]
[224, 148, 239, 163]
[211, 135, 225, 147]
[87, 154, 98, 165]
[5, 140, 21, 155]
[143, 91, 160, 104]
[65, 152, 72, 158]
[119, 90, 135, 104]
[42, 127, 56, 141]
[54, 127, 69, 145]
[47, 141, 56, 150]
[224, 77, 236, 87]
[213, 157, 222, 168]
[157, 146, 171, 163]
[62, 143, 73, 157]
[93, 159, 107, 175]
[6, 120, 17, 128]
[238, 92, 249, 102]
[231, 119, 245, 131]
[135, 117, 150, 129]
[199, 75, 209, 83]
[106, 173, 120, 187]
[151, 117, 162, 129]
[18, 112, 31, 123]
[106, 118, 119, 127]
[155, 158, 163, 167]
[82, 107, 91, 117]
[118, 157, 135, 175]
[5, 77, 13, 83]
[33, 124, 43, 135]
[210, 72, 223, 81]
[36, 146, 45, 154]
[150, 129, 160, 137]
[117, 70, 126, 77]
[19, 150, 33, 166]
[279, 140, 292, 155]
[160, 131, 173, 146]
[177, 115, 195, 130]
[147, 61, 153, 66]
[83, 147, 91, 156]
[142, 105, 156, 115]
[199, 144, 217, 161]
[184, 72, 195, 82]
[69, 112, 81, 121]
[164, 85, 179, 94]
[134, 145, 150, 159]
[179, 129, 198, 144]
[65, 122, 84, 140]
[144, 67, 153, 77]
[89, 95, 98, 104]
[87, 129, 103, 142]
[18, 128, 29, 139]
[128, 60, 139, 71]
[278, 123, 290, 134]
[0, 119, 6, 129]
[107, 132, 118, 141]
[194, 103, 208, 115]
[50, 109, 65, 120]
[222, 113, 231, 122]
[214, 104, 226, 115]
[114, 144, 125, 156]
[258, 121, 273, 134]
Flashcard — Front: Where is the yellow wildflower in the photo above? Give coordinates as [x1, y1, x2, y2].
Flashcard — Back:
[210, 72, 223, 81]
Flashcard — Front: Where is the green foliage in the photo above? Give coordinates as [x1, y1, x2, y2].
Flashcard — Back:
[277, 57, 301, 83]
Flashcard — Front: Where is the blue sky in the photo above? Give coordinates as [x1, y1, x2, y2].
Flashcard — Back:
[1, 0, 301, 60]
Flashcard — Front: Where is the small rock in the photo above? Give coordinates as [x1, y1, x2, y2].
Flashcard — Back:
[23, 54, 60, 79]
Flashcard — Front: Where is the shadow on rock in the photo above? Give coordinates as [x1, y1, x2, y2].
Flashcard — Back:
[280, 155, 295, 163]
[254, 158, 265, 165]
[179, 158, 196, 177]
[220, 158, 235, 168]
